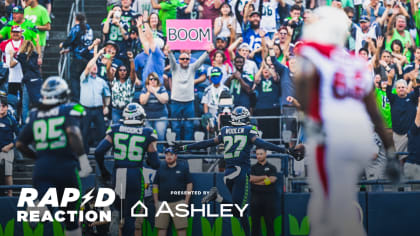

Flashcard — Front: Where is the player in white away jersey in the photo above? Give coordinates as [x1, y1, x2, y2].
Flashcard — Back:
[293, 7, 400, 236]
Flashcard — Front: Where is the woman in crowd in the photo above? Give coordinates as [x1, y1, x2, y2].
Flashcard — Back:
[149, 12, 165, 47]
[390, 39, 409, 66]
[16, 40, 42, 123]
[254, 59, 281, 141]
[208, 50, 232, 85]
[108, 51, 139, 123]
[274, 26, 293, 64]
[139, 72, 169, 152]
[214, 3, 238, 42]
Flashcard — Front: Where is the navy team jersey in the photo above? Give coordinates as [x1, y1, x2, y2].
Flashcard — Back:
[217, 125, 259, 169]
[230, 73, 254, 108]
[0, 114, 18, 149]
[18, 103, 85, 170]
[107, 124, 158, 169]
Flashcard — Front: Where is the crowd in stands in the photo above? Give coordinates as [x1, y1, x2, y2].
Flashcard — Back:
[0, 0, 420, 190]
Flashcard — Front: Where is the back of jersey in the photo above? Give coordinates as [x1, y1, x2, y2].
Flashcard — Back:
[297, 42, 373, 125]
[19, 103, 85, 167]
[220, 125, 259, 169]
[107, 124, 157, 168]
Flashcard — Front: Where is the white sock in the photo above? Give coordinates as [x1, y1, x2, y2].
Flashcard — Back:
[216, 194, 223, 203]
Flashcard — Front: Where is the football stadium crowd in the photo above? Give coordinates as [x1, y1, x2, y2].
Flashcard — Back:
[1, 0, 420, 188]
[0, 0, 419, 235]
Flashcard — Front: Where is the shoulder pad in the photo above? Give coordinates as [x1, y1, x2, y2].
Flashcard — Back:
[151, 129, 158, 140]
[69, 104, 86, 116]
[220, 126, 226, 134]
[249, 125, 259, 135]
[204, 86, 211, 92]
[106, 125, 112, 135]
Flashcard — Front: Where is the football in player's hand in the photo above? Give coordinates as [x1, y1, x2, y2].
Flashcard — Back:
[173, 143, 185, 153]
[290, 144, 305, 161]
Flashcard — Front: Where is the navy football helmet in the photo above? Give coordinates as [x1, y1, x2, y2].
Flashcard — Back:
[122, 103, 146, 125]
[231, 106, 251, 126]
[40, 76, 70, 105]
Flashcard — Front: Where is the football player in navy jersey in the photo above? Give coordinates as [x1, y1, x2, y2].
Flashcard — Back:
[16, 77, 92, 236]
[177, 106, 303, 236]
[94, 102, 160, 236]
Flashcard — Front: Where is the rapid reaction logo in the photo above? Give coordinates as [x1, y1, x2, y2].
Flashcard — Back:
[17, 188, 114, 223]
[16, 188, 248, 223]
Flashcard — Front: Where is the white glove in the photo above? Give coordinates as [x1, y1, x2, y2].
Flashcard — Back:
[78, 154, 93, 178]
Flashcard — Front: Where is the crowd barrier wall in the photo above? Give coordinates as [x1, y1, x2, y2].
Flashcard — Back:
[2, 172, 420, 235]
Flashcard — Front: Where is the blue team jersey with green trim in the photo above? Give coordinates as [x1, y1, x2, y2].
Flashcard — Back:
[218, 125, 259, 169]
[107, 124, 157, 169]
[18, 103, 86, 169]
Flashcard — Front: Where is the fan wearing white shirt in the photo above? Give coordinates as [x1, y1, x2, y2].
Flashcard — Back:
[201, 67, 230, 117]
[6, 26, 24, 100]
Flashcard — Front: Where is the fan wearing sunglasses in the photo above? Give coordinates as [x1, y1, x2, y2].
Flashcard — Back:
[109, 51, 140, 124]
[168, 43, 214, 140]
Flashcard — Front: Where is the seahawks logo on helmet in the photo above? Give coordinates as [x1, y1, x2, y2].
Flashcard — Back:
[40, 76, 70, 105]
[122, 103, 146, 125]
[230, 106, 250, 126]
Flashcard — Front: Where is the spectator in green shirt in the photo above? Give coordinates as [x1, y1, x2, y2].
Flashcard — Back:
[150, 0, 182, 37]
[24, 0, 51, 50]
[374, 74, 393, 129]
[0, 6, 42, 64]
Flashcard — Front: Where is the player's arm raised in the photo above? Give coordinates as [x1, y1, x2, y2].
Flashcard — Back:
[179, 137, 221, 152]
[251, 136, 287, 153]
[66, 126, 93, 177]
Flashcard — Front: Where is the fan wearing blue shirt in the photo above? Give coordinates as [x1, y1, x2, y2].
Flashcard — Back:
[0, 94, 18, 196]
[242, 11, 267, 66]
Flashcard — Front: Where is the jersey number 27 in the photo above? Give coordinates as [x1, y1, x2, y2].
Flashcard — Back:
[223, 135, 247, 159]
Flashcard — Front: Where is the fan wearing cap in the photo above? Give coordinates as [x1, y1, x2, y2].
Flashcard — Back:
[96, 40, 124, 81]
[5, 25, 24, 106]
[0, 6, 41, 56]
[242, 11, 267, 65]
[235, 42, 259, 75]
[353, 15, 378, 55]
[209, 36, 234, 69]
[202, 67, 230, 117]
[153, 147, 192, 236]
[0, 93, 19, 197]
